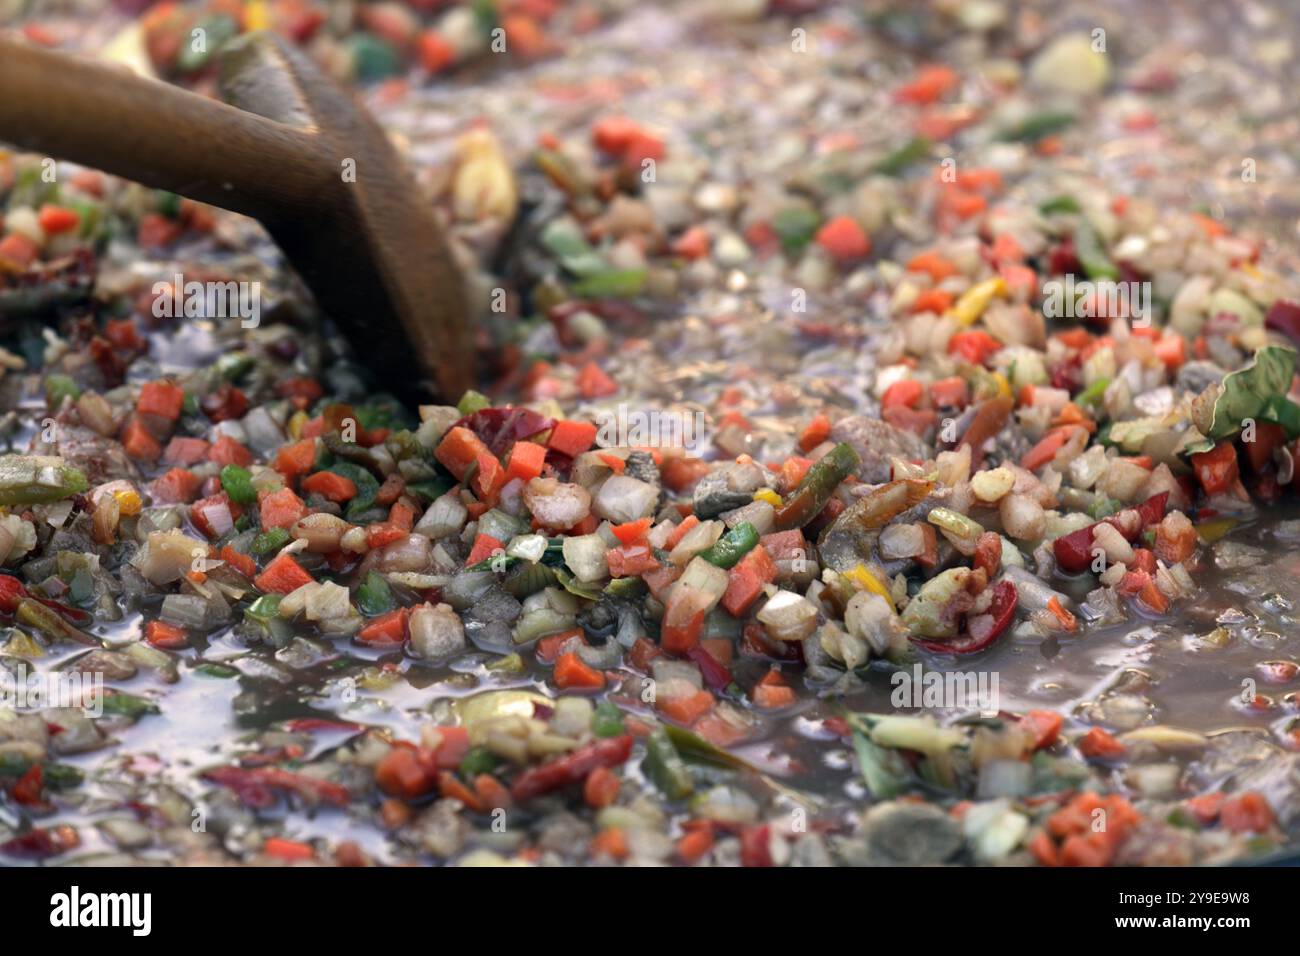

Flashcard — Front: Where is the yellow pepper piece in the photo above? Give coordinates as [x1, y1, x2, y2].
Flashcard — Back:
[112, 488, 142, 517]
[243, 0, 271, 32]
[287, 410, 309, 441]
[992, 371, 1012, 399]
[947, 276, 1007, 327]
[753, 488, 782, 507]
[845, 564, 894, 608]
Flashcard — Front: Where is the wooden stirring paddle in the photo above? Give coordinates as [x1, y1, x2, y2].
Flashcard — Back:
[0, 30, 474, 401]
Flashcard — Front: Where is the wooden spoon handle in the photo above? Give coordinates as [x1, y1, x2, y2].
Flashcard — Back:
[0, 36, 331, 221]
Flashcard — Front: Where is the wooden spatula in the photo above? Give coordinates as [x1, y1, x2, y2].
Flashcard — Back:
[0, 30, 474, 401]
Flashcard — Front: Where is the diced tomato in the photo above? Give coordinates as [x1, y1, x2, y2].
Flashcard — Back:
[751, 669, 796, 709]
[606, 544, 660, 577]
[721, 545, 777, 616]
[37, 204, 80, 235]
[162, 436, 210, 466]
[798, 414, 832, 453]
[262, 837, 314, 861]
[121, 416, 162, 461]
[660, 608, 704, 655]
[137, 212, 182, 250]
[554, 651, 606, 691]
[416, 29, 456, 72]
[660, 455, 710, 492]
[1020, 710, 1063, 750]
[576, 361, 618, 399]
[220, 544, 257, 578]
[948, 329, 1003, 365]
[881, 378, 924, 409]
[814, 216, 871, 263]
[208, 434, 254, 467]
[894, 64, 959, 104]
[583, 766, 620, 809]
[672, 225, 710, 260]
[151, 467, 202, 504]
[0, 233, 38, 269]
[190, 492, 238, 539]
[1077, 726, 1125, 759]
[356, 607, 409, 646]
[260, 487, 306, 530]
[1219, 792, 1275, 835]
[1190, 442, 1239, 497]
[375, 745, 435, 800]
[137, 381, 184, 420]
[254, 552, 313, 595]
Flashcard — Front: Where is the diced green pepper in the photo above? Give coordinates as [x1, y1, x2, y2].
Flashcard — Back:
[773, 442, 861, 531]
[44, 374, 80, 406]
[458, 746, 500, 779]
[642, 727, 694, 799]
[219, 464, 257, 505]
[592, 700, 626, 738]
[100, 692, 160, 718]
[457, 390, 492, 416]
[699, 522, 759, 569]
[0, 455, 89, 506]
[356, 571, 396, 617]
[871, 136, 931, 176]
[252, 528, 291, 556]
[997, 111, 1075, 143]
[1073, 219, 1119, 280]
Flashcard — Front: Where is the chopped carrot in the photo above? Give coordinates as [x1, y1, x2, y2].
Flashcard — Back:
[466, 533, 504, 567]
[660, 609, 704, 655]
[583, 766, 620, 808]
[657, 688, 715, 724]
[589, 827, 629, 861]
[262, 837, 315, 862]
[1219, 792, 1275, 834]
[1020, 426, 1075, 471]
[505, 440, 547, 483]
[554, 651, 606, 690]
[665, 514, 700, 549]
[910, 288, 954, 314]
[254, 552, 313, 595]
[273, 438, 317, 478]
[928, 376, 969, 408]
[677, 826, 715, 864]
[596, 452, 626, 474]
[546, 419, 598, 457]
[436, 770, 486, 813]
[611, 517, 652, 546]
[1046, 595, 1078, 632]
[797, 413, 832, 452]
[301, 470, 357, 503]
[435, 426, 504, 499]
[672, 225, 710, 260]
[751, 670, 796, 709]
[144, 619, 188, 649]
